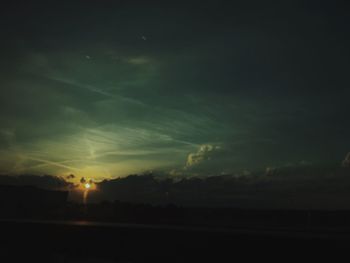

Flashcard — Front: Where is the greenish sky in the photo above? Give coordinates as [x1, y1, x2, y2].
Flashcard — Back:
[0, 1, 349, 181]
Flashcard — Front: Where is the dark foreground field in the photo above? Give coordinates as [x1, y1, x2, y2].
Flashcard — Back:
[1, 219, 350, 262]
[2, 185, 350, 262]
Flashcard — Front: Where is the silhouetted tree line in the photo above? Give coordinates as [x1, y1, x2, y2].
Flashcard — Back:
[88, 166, 350, 209]
[1, 164, 350, 228]
[3, 183, 350, 229]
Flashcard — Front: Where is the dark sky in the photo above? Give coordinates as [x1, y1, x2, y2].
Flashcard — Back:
[0, 0, 349, 180]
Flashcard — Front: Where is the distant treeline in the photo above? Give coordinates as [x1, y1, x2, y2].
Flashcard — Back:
[88, 165, 350, 209]
[1, 163, 350, 209]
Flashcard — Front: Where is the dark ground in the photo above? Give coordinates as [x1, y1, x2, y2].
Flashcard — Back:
[2, 185, 350, 262]
[1, 219, 350, 262]
[3, 202, 350, 262]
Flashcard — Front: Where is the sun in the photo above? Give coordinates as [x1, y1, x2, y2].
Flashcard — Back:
[84, 183, 91, 189]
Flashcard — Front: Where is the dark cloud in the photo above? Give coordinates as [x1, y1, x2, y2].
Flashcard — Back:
[66, 174, 75, 180]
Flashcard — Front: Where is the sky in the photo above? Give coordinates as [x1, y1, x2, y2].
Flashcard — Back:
[0, 0, 349, 181]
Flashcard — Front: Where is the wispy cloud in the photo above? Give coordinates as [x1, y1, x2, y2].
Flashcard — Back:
[20, 156, 82, 172]
[47, 76, 147, 107]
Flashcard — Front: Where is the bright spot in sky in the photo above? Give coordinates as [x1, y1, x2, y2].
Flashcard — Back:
[84, 183, 91, 189]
